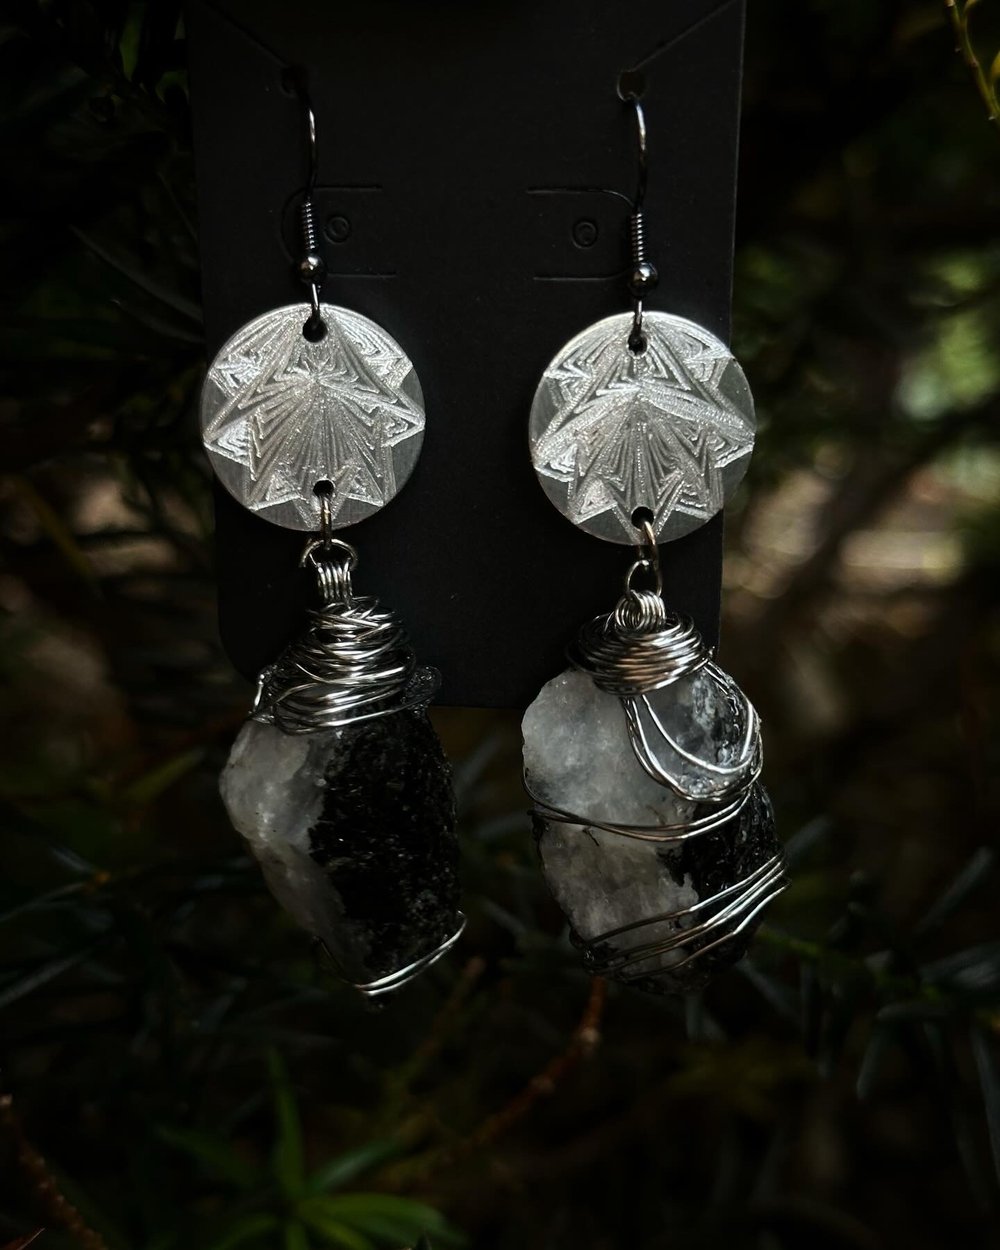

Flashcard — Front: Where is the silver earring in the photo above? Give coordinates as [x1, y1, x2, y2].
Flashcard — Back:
[200, 74, 463, 996]
[522, 82, 786, 995]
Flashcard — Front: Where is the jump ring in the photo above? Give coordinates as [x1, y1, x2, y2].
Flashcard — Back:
[300, 536, 358, 572]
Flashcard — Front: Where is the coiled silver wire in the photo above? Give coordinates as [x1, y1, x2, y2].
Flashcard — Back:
[320, 915, 468, 998]
[570, 594, 708, 697]
[251, 537, 439, 734]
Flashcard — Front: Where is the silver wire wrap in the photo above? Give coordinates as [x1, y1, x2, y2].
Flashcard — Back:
[251, 533, 438, 734]
[527, 522, 786, 981]
[321, 914, 468, 998]
[249, 520, 461, 996]
[586, 851, 787, 982]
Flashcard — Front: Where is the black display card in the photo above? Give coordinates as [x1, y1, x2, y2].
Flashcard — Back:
[186, 0, 745, 706]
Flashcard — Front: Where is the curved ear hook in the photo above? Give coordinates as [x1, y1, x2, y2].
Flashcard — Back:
[628, 96, 648, 212]
[617, 74, 656, 352]
[302, 83, 319, 196]
[282, 66, 326, 336]
[617, 71, 648, 212]
[282, 65, 320, 192]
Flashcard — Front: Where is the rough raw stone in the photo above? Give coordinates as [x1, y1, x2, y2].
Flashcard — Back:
[523, 668, 782, 994]
[221, 708, 459, 987]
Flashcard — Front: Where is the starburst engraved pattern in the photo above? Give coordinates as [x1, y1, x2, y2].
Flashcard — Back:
[201, 303, 424, 532]
[529, 311, 755, 544]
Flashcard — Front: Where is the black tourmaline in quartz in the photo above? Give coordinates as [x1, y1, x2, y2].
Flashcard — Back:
[524, 667, 785, 995]
[534, 783, 781, 995]
[618, 783, 779, 994]
[220, 706, 460, 989]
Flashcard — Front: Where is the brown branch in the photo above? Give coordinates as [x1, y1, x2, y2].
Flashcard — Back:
[945, 1, 1000, 132]
[406, 957, 487, 1078]
[0, 1096, 108, 1250]
[399, 977, 607, 1186]
[374, 957, 489, 1142]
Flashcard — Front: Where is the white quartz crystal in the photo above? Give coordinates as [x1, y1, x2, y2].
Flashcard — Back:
[220, 718, 353, 956]
[630, 665, 751, 800]
[523, 669, 701, 975]
[523, 668, 698, 826]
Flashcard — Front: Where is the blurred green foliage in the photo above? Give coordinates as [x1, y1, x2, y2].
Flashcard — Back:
[1, 2, 999, 1249]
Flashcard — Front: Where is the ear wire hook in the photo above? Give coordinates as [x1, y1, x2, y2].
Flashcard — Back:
[304, 91, 319, 198]
[629, 94, 648, 210]
[286, 66, 326, 336]
[618, 81, 658, 353]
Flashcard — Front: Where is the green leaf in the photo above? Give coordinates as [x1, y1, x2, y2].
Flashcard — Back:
[284, 1221, 312, 1250]
[70, 227, 203, 325]
[296, 1204, 375, 1250]
[876, 999, 951, 1023]
[800, 964, 823, 1057]
[922, 1022, 992, 1207]
[0, 880, 89, 926]
[298, 1195, 461, 1248]
[452, 732, 504, 799]
[856, 1026, 893, 1100]
[970, 1025, 1000, 1186]
[781, 816, 832, 868]
[306, 1141, 401, 1195]
[156, 1125, 260, 1191]
[121, 748, 204, 806]
[915, 847, 994, 937]
[921, 941, 1000, 995]
[0, 941, 104, 1011]
[739, 960, 798, 1023]
[205, 1214, 281, 1250]
[268, 1049, 306, 1199]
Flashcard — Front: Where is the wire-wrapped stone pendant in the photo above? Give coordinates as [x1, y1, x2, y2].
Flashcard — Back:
[220, 538, 463, 996]
[523, 577, 786, 994]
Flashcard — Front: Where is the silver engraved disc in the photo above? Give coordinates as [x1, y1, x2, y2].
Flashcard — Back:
[201, 303, 424, 531]
[529, 311, 755, 544]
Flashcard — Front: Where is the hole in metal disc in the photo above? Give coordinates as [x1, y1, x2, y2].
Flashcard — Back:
[617, 69, 646, 101]
[631, 506, 654, 529]
[628, 327, 648, 355]
[302, 313, 327, 342]
[313, 480, 333, 497]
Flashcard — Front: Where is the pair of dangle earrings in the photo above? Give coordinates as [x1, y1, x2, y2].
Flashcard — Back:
[200, 76, 786, 998]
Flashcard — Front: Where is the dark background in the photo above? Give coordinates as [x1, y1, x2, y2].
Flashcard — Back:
[1, 2, 999, 1249]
